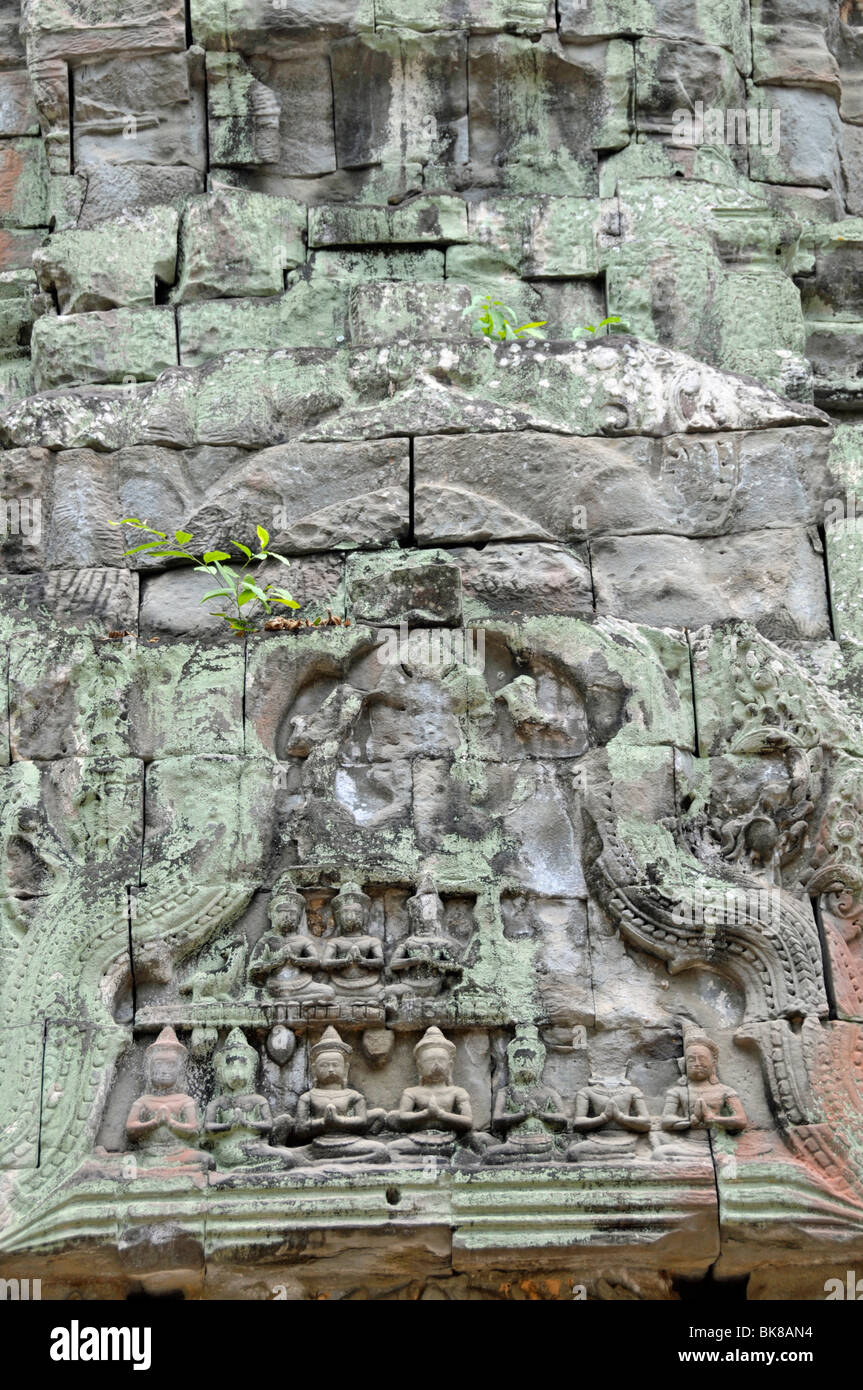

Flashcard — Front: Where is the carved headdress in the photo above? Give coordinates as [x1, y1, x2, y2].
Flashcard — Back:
[413, 1025, 456, 1062]
[311, 1025, 353, 1062]
[332, 880, 371, 922]
[146, 1025, 186, 1062]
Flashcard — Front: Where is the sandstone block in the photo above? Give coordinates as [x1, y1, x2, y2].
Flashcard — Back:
[30, 306, 178, 390]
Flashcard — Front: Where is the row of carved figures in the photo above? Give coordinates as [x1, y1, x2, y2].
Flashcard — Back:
[181, 876, 467, 1006]
[116, 1023, 747, 1173]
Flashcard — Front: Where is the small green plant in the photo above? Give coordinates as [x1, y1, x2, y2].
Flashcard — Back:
[574, 315, 622, 338]
[469, 294, 547, 342]
[111, 519, 302, 634]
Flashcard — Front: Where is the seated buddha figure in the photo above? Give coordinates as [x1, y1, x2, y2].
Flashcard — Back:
[321, 881, 385, 1001]
[204, 1028, 290, 1169]
[125, 1027, 211, 1169]
[387, 874, 465, 999]
[653, 1030, 747, 1158]
[247, 877, 334, 1003]
[483, 1028, 568, 1165]
[388, 1026, 478, 1160]
[565, 1068, 651, 1163]
[289, 1026, 389, 1165]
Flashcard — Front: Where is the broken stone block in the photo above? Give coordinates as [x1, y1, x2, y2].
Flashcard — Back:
[0, 135, 49, 226]
[30, 305, 178, 390]
[173, 189, 306, 302]
[309, 197, 469, 248]
[206, 52, 281, 168]
[34, 205, 179, 313]
[346, 550, 463, 627]
[73, 51, 207, 173]
[27, 55, 71, 174]
[841, 123, 863, 217]
[348, 281, 473, 345]
[592, 529, 832, 639]
[331, 31, 467, 177]
[451, 542, 593, 620]
[237, 52, 337, 178]
[467, 35, 632, 193]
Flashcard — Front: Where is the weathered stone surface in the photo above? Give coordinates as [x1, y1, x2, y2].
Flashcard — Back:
[8, 635, 245, 759]
[375, 0, 554, 30]
[206, 51, 280, 168]
[0, 70, 40, 136]
[33, 206, 179, 313]
[77, 162, 203, 224]
[0, 135, 48, 225]
[0, 339, 827, 452]
[30, 305, 177, 389]
[73, 51, 206, 173]
[190, 0, 374, 49]
[173, 189, 306, 302]
[22, 0, 185, 63]
[346, 549, 463, 627]
[331, 31, 467, 179]
[468, 36, 632, 193]
[750, 0, 839, 96]
[348, 282, 472, 346]
[309, 197, 468, 248]
[451, 542, 593, 620]
[0, 567, 138, 638]
[593, 529, 831, 639]
[558, 0, 751, 72]
[415, 427, 835, 544]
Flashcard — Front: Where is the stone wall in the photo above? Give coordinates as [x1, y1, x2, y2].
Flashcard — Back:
[1, 0, 863, 1302]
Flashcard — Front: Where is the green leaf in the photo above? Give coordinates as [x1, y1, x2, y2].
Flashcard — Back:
[201, 589, 235, 602]
[229, 540, 252, 559]
[145, 549, 196, 560]
[267, 552, 292, 567]
[123, 540, 169, 555]
[599, 315, 621, 327]
[203, 550, 232, 563]
[175, 529, 193, 544]
[239, 581, 268, 604]
[256, 525, 270, 549]
[270, 596, 301, 609]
